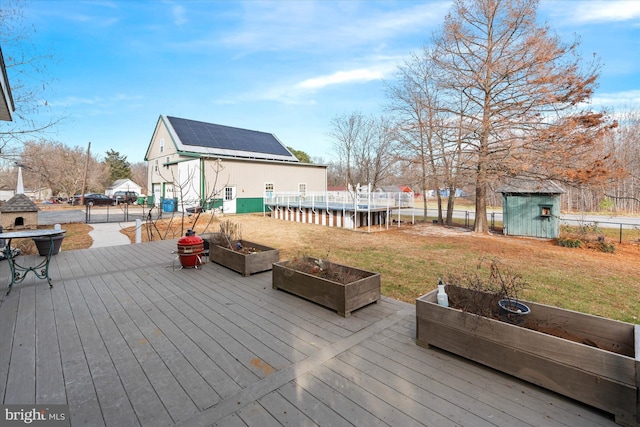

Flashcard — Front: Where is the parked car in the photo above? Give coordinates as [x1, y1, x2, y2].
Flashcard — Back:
[113, 191, 139, 204]
[68, 193, 114, 206]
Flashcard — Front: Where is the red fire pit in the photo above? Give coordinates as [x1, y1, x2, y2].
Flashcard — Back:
[177, 234, 204, 268]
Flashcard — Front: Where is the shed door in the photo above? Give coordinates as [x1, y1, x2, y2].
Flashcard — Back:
[223, 186, 236, 214]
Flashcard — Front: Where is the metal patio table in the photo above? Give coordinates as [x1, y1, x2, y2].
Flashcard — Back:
[0, 229, 65, 294]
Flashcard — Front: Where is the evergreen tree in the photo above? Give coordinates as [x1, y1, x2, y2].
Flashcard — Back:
[287, 146, 312, 163]
[105, 149, 132, 182]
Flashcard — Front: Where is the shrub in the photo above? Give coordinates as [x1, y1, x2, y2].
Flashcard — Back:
[557, 238, 583, 248]
[443, 257, 527, 319]
[597, 241, 615, 253]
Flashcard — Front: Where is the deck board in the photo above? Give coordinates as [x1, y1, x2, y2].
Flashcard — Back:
[0, 240, 620, 427]
[5, 285, 36, 404]
[65, 278, 141, 427]
[0, 287, 18, 402]
[35, 283, 66, 404]
[375, 323, 614, 426]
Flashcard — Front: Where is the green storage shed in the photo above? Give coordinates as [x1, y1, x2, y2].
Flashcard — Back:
[497, 180, 565, 239]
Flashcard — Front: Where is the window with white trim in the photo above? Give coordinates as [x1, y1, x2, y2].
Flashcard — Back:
[298, 183, 307, 197]
[159, 138, 165, 153]
[265, 182, 274, 199]
[224, 187, 234, 201]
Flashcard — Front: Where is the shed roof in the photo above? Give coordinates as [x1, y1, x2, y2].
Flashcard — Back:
[106, 179, 141, 191]
[496, 179, 565, 194]
[378, 185, 412, 193]
[155, 115, 299, 162]
[0, 193, 39, 212]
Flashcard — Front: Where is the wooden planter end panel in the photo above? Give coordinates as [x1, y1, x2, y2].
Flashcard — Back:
[343, 274, 381, 316]
[416, 290, 639, 425]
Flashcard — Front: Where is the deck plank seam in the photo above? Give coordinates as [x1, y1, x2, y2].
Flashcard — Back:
[172, 307, 413, 427]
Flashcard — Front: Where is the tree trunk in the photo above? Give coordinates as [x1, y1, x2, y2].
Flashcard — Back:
[474, 183, 488, 232]
[446, 194, 455, 225]
[436, 192, 443, 224]
[474, 153, 488, 232]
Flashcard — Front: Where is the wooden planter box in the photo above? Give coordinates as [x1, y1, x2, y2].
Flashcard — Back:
[210, 239, 279, 276]
[272, 257, 381, 317]
[416, 286, 640, 426]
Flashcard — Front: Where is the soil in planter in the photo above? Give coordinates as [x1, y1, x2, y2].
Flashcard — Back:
[446, 285, 632, 356]
[209, 234, 263, 255]
[286, 258, 367, 285]
[233, 244, 263, 255]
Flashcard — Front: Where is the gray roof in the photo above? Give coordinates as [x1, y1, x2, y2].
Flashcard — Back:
[163, 116, 299, 162]
[0, 193, 39, 212]
[496, 179, 565, 194]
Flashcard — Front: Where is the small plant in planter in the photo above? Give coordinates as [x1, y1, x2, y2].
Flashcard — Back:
[442, 257, 530, 324]
[206, 219, 279, 276]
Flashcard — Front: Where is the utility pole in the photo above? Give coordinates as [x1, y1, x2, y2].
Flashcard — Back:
[80, 142, 91, 205]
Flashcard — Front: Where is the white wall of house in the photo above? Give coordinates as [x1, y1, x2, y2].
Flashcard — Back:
[147, 119, 180, 206]
[201, 158, 326, 198]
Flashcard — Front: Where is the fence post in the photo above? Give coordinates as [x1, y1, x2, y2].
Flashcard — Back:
[620, 223, 622, 244]
[136, 219, 142, 244]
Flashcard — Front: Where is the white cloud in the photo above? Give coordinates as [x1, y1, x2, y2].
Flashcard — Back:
[297, 69, 383, 90]
[543, 1, 640, 24]
[221, 1, 449, 53]
[253, 59, 399, 104]
[590, 89, 640, 107]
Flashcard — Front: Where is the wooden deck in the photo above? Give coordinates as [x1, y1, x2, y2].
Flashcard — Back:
[0, 240, 618, 426]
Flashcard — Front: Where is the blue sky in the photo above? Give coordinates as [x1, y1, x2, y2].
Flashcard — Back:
[13, 0, 640, 165]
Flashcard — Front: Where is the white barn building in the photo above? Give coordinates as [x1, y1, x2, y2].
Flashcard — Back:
[144, 116, 327, 214]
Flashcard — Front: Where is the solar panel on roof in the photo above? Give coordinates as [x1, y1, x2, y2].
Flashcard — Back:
[167, 116, 293, 158]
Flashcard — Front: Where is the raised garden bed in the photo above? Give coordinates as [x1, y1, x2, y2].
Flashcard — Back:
[416, 285, 640, 426]
[272, 257, 380, 317]
[210, 239, 279, 276]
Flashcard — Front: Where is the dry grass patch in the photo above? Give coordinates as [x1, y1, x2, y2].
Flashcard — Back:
[10, 223, 94, 255]
[120, 213, 640, 323]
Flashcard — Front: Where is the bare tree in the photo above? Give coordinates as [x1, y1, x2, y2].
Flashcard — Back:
[387, 49, 451, 222]
[20, 139, 107, 197]
[603, 107, 640, 213]
[433, 0, 614, 232]
[149, 158, 229, 239]
[0, 0, 63, 152]
[329, 112, 363, 189]
[439, 91, 474, 224]
[329, 112, 396, 191]
[130, 162, 149, 194]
